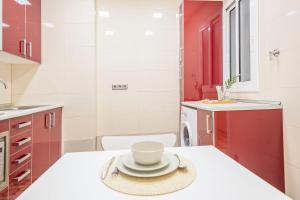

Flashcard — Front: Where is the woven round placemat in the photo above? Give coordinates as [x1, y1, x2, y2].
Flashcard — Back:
[100, 156, 197, 196]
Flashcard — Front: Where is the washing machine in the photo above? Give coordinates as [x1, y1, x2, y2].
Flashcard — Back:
[180, 106, 198, 146]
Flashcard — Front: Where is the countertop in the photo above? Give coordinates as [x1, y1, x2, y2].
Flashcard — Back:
[0, 105, 63, 121]
[18, 146, 291, 200]
[182, 101, 282, 111]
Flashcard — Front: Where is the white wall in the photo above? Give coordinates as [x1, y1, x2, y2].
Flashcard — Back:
[11, 0, 97, 152]
[224, 0, 300, 199]
[97, 0, 181, 138]
[10, 0, 181, 152]
[0, 63, 11, 104]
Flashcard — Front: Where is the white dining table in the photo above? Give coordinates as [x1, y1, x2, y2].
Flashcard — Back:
[18, 146, 291, 200]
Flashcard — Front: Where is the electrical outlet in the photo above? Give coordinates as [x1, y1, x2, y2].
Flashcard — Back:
[112, 84, 128, 90]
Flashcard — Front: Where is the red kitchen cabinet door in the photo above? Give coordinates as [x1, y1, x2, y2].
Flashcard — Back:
[0, 187, 8, 200]
[214, 111, 231, 157]
[32, 111, 50, 182]
[198, 110, 214, 145]
[226, 110, 285, 192]
[211, 15, 223, 86]
[26, 0, 41, 62]
[201, 25, 212, 99]
[201, 15, 223, 100]
[0, 120, 9, 133]
[2, 0, 26, 57]
[49, 108, 62, 166]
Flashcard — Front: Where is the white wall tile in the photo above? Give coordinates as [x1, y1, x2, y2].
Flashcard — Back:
[97, 0, 181, 136]
[284, 126, 300, 167]
[285, 164, 300, 200]
[0, 63, 11, 104]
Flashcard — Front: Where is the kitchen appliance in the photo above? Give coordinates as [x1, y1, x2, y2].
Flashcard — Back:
[0, 131, 8, 191]
[180, 106, 198, 146]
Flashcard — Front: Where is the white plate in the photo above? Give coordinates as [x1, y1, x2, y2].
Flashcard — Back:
[121, 153, 170, 172]
[116, 153, 179, 178]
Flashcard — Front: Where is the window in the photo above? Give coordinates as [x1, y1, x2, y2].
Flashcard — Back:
[224, 0, 258, 91]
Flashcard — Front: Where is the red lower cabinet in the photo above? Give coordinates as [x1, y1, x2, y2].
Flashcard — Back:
[0, 108, 62, 199]
[198, 110, 214, 145]
[8, 115, 33, 200]
[49, 108, 62, 165]
[9, 162, 32, 200]
[0, 188, 8, 200]
[32, 108, 62, 182]
[201, 109, 285, 192]
[32, 111, 50, 182]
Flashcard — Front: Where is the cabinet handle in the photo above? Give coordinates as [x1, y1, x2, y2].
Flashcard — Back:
[19, 39, 27, 56]
[15, 137, 32, 147]
[16, 121, 32, 129]
[15, 153, 32, 165]
[51, 112, 56, 128]
[206, 115, 212, 134]
[13, 169, 31, 183]
[46, 113, 52, 129]
[27, 42, 32, 58]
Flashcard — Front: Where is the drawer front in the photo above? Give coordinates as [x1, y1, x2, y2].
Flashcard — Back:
[10, 131, 32, 155]
[0, 120, 9, 133]
[10, 115, 33, 137]
[9, 161, 31, 200]
[10, 146, 32, 174]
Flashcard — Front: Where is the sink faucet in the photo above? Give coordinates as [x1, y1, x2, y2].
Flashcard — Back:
[0, 79, 7, 89]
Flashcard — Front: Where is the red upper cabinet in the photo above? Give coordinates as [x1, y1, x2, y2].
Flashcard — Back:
[2, 0, 26, 57]
[1, 0, 41, 63]
[25, 0, 41, 62]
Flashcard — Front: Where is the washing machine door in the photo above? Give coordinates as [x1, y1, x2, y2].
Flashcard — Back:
[181, 121, 192, 147]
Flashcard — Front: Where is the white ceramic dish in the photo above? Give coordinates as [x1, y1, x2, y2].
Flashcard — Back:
[116, 153, 179, 178]
[121, 153, 170, 172]
[131, 141, 164, 165]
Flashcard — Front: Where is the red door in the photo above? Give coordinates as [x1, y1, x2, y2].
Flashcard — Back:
[201, 15, 223, 99]
[201, 25, 212, 99]
[32, 111, 50, 182]
[26, 0, 41, 62]
[49, 108, 62, 165]
[198, 110, 214, 145]
[211, 16, 223, 86]
[2, 0, 26, 57]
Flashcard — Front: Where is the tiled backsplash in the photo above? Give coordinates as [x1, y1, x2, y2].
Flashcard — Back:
[0, 63, 12, 104]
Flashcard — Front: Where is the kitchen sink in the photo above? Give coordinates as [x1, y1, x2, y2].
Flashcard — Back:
[0, 105, 48, 111]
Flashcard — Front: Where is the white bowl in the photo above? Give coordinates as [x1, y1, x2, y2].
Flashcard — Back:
[131, 141, 164, 165]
